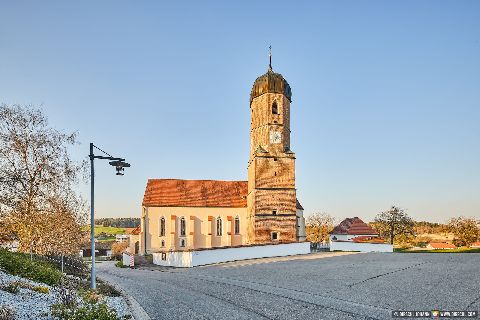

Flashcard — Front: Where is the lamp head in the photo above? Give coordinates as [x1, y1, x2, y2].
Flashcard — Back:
[109, 160, 131, 176]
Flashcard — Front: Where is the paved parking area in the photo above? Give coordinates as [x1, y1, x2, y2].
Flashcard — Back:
[97, 252, 480, 320]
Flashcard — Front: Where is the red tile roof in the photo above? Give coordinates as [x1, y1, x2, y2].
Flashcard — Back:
[130, 225, 140, 235]
[427, 242, 456, 249]
[351, 236, 386, 243]
[143, 179, 248, 208]
[124, 226, 140, 235]
[470, 242, 480, 248]
[143, 179, 305, 209]
[331, 217, 379, 235]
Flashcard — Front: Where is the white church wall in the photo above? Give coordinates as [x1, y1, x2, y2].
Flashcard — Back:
[153, 251, 193, 267]
[143, 206, 247, 253]
[330, 241, 393, 252]
[152, 242, 311, 268]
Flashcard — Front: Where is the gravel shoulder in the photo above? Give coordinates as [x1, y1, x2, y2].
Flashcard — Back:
[0, 270, 131, 320]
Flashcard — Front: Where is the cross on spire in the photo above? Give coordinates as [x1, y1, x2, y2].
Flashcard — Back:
[268, 45, 272, 71]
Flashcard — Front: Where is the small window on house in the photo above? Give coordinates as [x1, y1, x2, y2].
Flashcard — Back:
[180, 239, 186, 247]
[272, 232, 278, 241]
[161, 240, 165, 247]
[274, 171, 277, 176]
[234, 216, 240, 235]
[180, 217, 186, 236]
[160, 217, 166, 237]
[216, 217, 223, 236]
[272, 101, 278, 114]
[161, 252, 167, 260]
[272, 210, 277, 215]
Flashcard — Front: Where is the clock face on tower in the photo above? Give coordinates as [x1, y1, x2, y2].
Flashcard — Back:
[270, 131, 282, 144]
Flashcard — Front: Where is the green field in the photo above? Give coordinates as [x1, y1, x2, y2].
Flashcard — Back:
[81, 225, 126, 236]
[395, 247, 480, 253]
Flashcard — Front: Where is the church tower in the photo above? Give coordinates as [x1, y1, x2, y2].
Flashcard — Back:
[247, 54, 297, 244]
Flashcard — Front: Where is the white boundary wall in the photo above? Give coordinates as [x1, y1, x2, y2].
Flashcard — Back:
[153, 242, 311, 267]
[330, 241, 393, 252]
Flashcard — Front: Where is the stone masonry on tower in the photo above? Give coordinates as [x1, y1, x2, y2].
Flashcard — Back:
[247, 63, 297, 244]
[138, 59, 305, 256]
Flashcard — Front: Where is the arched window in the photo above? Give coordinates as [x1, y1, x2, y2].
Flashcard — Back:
[272, 101, 278, 114]
[180, 217, 186, 236]
[216, 217, 222, 236]
[234, 216, 240, 235]
[159, 217, 166, 237]
[180, 239, 186, 247]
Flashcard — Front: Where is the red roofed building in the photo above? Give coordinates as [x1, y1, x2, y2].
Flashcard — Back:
[426, 242, 456, 250]
[470, 242, 480, 248]
[140, 179, 306, 254]
[328, 217, 393, 252]
[329, 217, 379, 242]
[140, 62, 307, 255]
[351, 236, 386, 244]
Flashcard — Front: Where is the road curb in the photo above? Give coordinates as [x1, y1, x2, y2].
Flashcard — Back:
[100, 277, 151, 320]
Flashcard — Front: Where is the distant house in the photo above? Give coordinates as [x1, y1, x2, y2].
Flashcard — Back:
[351, 236, 386, 244]
[127, 225, 141, 254]
[81, 241, 113, 257]
[469, 242, 480, 248]
[115, 234, 129, 243]
[0, 239, 19, 252]
[0, 231, 19, 252]
[426, 242, 456, 250]
[329, 217, 393, 252]
[329, 217, 379, 242]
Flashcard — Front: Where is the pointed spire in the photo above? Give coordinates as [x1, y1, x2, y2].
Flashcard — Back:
[268, 45, 272, 71]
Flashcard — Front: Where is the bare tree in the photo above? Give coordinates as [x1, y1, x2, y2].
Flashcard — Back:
[306, 212, 335, 243]
[448, 216, 479, 246]
[0, 104, 86, 255]
[373, 206, 414, 245]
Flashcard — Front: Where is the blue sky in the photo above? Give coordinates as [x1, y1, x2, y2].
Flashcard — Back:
[1, 1, 479, 222]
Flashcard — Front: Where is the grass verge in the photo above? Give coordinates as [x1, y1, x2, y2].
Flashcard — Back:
[0, 249, 63, 285]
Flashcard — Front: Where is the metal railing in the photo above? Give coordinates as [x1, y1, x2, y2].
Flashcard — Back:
[29, 253, 87, 278]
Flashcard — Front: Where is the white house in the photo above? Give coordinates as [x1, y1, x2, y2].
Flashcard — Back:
[329, 217, 393, 253]
[115, 234, 129, 243]
[329, 217, 379, 242]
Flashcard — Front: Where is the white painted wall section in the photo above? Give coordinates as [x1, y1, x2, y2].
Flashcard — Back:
[152, 251, 192, 267]
[152, 242, 311, 267]
[192, 242, 310, 267]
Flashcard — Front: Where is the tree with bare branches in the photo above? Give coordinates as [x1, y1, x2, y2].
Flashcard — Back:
[373, 206, 414, 245]
[448, 216, 479, 246]
[306, 212, 335, 243]
[0, 104, 86, 255]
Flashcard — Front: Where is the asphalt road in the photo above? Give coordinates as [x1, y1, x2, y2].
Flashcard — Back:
[96, 252, 480, 320]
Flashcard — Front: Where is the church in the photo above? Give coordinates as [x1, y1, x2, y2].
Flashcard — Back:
[139, 58, 306, 255]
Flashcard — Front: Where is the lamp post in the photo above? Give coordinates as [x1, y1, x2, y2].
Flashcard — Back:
[89, 143, 130, 289]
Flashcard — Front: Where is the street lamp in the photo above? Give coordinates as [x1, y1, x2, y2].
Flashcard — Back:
[89, 143, 130, 289]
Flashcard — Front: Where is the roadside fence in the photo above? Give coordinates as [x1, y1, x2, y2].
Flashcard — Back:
[30, 253, 87, 278]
